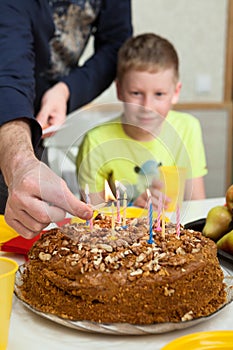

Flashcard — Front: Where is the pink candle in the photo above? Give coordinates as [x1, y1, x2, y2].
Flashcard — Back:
[161, 208, 165, 238]
[111, 201, 115, 230]
[156, 192, 162, 231]
[89, 217, 93, 231]
[176, 204, 180, 237]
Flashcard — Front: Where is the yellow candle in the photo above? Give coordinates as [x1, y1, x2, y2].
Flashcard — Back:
[115, 180, 121, 223]
[162, 208, 165, 238]
[123, 191, 127, 226]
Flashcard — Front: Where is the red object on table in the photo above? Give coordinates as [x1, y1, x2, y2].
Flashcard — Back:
[0, 218, 71, 256]
[1, 234, 42, 256]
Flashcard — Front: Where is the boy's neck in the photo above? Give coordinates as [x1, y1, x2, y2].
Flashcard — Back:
[122, 123, 157, 142]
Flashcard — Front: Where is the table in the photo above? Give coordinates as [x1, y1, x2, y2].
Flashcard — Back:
[2, 197, 233, 350]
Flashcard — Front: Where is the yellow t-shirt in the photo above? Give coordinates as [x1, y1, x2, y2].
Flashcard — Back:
[76, 110, 207, 202]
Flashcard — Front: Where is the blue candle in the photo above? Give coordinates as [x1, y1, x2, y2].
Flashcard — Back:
[147, 189, 154, 244]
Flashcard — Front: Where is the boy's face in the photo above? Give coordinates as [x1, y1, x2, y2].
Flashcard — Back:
[116, 68, 181, 139]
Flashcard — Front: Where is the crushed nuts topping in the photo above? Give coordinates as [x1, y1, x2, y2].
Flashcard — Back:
[39, 252, 52, 261]
[181, 310, 194, 321]
[30, 217, 208, 280]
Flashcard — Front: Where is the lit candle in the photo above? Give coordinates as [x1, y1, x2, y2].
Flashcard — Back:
[161, 207, 165, 238]
[115, 180, 121, 223]
[147, 189, 154, 244]
[156, 192, 162, 231]
[85, 184, 93, 231]
[111, 201, 115, 230]
[104, 180, 116, 231]
[104, 180, 116, 202]
[122, 191, 127, 227]
[176, 204, 180, 237]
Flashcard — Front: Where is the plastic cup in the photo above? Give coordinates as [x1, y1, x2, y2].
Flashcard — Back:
[0, 257, 18, 350]
[159, 166, 186, 212]
[161, 330, 233, 350]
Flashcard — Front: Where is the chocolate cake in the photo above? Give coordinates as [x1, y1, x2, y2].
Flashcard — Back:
[18, 215, 226, 324]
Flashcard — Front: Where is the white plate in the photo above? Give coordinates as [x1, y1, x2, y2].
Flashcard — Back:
[14, 265, 233, 335]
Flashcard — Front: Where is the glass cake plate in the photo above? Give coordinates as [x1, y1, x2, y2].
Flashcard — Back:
[14, 264, 233, 335]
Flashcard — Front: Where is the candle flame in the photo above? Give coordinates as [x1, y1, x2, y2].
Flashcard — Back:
[105, 180, 116, 202]
[146, 188, 151, 198]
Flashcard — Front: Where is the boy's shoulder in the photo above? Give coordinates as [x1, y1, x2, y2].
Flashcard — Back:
[167, 110, 200, 128]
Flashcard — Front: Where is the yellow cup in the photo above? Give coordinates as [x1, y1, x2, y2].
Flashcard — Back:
[159, 166, 186, 212]
[161, 331, 233, 350]
[0, 257, 18, 350]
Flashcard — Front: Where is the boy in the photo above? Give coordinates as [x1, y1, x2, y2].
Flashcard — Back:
[76, 33, 207, 209]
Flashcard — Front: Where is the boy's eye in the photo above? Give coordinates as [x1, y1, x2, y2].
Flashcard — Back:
[131, 91, 140, 96]
[156, 92, 164, 96]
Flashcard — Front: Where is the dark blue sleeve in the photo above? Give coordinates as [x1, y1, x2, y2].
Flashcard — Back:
[62, 0, 133, 112]
[0, 0, 54, 147]
[0, 0, 132, 145]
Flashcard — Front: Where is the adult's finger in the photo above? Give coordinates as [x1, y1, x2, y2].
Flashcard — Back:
[39, 177, 93, 220]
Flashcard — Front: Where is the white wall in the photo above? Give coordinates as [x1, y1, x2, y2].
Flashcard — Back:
[82, 0, 228, 105]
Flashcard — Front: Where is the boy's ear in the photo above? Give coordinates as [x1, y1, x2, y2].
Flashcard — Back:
[171, 81, 182, 105]
[115, 79, 123, 101]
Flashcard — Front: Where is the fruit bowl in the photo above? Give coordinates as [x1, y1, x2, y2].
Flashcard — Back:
[184, 219, 233, 265]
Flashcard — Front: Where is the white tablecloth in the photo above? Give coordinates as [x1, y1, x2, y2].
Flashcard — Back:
[2, 197, 233, 350]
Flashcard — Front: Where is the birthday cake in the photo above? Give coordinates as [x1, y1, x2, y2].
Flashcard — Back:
[18, 215, 226, 324]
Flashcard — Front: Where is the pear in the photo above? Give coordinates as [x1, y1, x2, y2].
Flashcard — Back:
[217, 229, 233, 254]
[226, 184, 233, 214]
[202, 205, 232, 241]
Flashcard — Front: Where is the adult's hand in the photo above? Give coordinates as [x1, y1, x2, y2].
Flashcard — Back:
[0, 119, 92, 239]
[5, 159, 92, 239]
[36, 82, 70, 134]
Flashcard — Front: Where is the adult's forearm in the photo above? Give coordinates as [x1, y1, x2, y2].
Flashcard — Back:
[1, 118, 93, 238]
[0, 119, 36, 186]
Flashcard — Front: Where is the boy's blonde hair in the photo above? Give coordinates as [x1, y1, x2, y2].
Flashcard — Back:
[117, 33, 179, 82]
